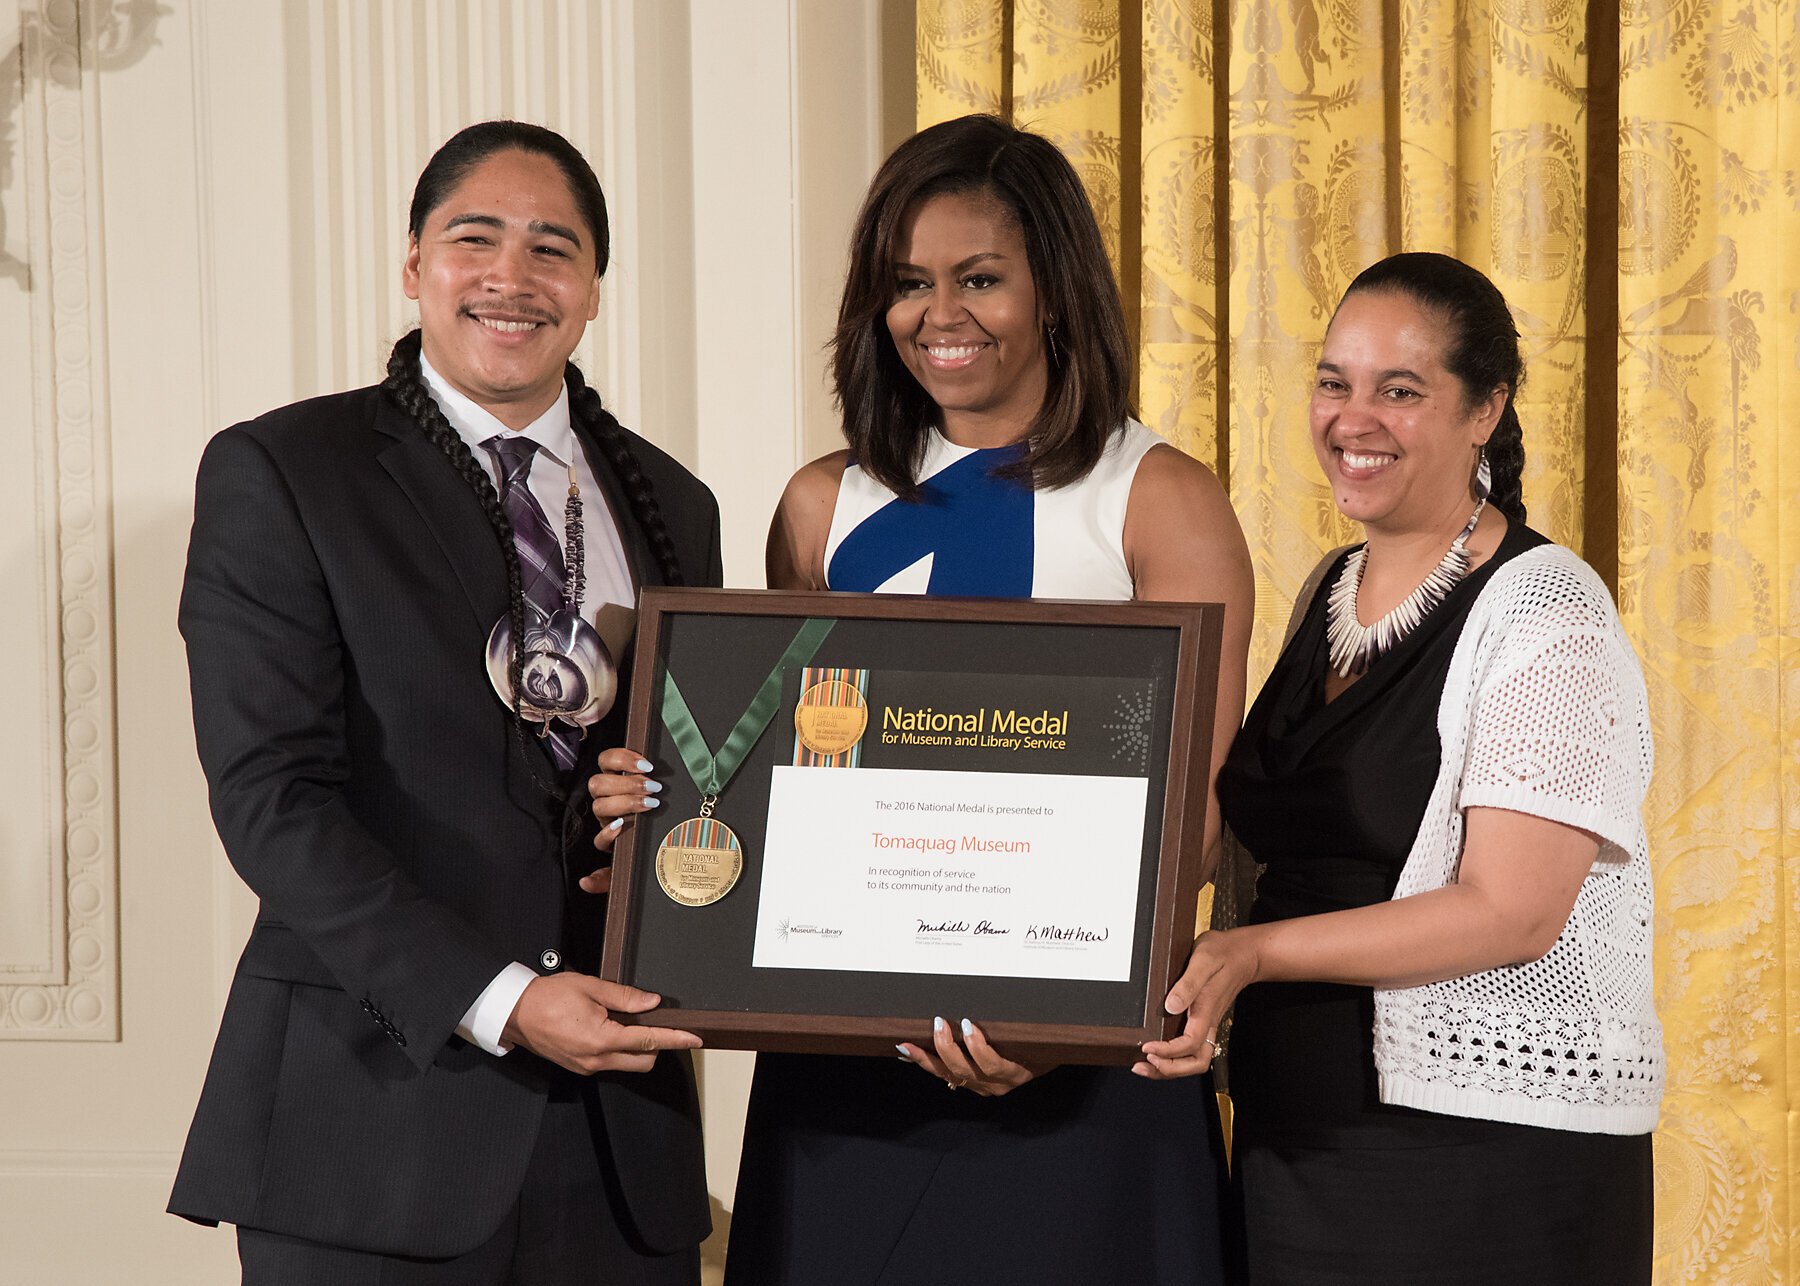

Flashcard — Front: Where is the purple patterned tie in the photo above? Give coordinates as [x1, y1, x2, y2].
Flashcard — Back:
[482, 434, 580, 771]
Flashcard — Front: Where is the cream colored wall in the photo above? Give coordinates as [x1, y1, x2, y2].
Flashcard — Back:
[0, 2, 909, 1281]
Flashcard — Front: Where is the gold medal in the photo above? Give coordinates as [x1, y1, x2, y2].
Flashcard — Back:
[654, 619, 836, 907]
[655, 809, 743, 907]
[794, 679, 869, 756]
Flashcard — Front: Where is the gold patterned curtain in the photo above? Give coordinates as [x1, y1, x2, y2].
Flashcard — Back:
[917, 1, 1798, 1278]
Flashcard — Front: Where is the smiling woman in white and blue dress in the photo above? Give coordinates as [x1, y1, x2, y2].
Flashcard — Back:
[719, 114, 1256, 1286]
[1138, 251, 1664, 1285]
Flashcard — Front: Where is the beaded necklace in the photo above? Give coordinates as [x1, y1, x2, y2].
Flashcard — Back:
[1325, 496, 1487, 679]
[483, 455, 619, 731]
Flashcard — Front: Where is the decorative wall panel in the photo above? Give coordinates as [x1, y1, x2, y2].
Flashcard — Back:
[0, 0, 120, 1040]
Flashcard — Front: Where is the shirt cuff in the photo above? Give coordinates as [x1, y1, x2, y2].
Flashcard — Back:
[456, 961, 538, 1056]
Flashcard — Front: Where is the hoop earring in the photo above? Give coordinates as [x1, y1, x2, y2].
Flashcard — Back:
[1473, 444, 1493, 501]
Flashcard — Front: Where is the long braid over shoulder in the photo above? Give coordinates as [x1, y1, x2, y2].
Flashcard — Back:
[562, 362, 685, 586]
[1482, 404, 1528, 526]
[381, 329, 557, 794]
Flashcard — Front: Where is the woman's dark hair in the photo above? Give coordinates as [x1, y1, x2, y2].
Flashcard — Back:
[383, 123, 684, 790]
[1340, 251, 1528, 524]
[832, 114, 1133, 498]
[407, 119, 610, 274]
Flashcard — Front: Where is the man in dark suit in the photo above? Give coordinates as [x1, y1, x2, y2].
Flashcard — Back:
[170, 121, 716, 1284]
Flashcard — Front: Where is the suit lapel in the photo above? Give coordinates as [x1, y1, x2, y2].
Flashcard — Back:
[372, 396, 508, 635]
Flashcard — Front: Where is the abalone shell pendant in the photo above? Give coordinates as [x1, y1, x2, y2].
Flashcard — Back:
[485, 606, 617, 729]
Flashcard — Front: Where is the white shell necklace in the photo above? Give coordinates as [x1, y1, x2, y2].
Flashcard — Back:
[1325, 496, 1488, 678]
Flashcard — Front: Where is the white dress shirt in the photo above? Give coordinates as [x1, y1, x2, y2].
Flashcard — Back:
[421, 357, 636, 1055]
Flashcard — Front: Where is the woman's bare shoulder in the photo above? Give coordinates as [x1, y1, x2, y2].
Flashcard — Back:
[766, 450, 853, 590]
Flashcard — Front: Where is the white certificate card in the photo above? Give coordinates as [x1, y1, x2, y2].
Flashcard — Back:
[752, 765, 1149, 981]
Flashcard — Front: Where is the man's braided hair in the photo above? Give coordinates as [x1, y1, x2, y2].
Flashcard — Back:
[384, 120, 685, 794]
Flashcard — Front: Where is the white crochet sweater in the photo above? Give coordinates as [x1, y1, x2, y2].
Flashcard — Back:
[1370, 544, 1664, 1135]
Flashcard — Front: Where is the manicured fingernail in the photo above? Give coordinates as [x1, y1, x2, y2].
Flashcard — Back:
[895, 1044, 910, 1059]
[606, 817, 623, 832]
[960, 1018, 974, 1039]
[642, 797, 660, 809]
[933, 1016, 945, 1034]
[643, 779, 663, 792]
[636, 759, 654, 772]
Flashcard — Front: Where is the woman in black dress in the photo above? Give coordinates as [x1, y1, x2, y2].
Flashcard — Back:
[1138, 253, 1663, 1284]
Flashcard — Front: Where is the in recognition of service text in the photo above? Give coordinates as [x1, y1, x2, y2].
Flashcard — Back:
[753, 766, 1147, 981]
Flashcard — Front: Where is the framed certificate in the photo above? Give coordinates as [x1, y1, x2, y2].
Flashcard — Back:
[600, 588, 1222, 1065]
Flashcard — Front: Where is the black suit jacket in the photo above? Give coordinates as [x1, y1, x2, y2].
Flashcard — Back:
[169, 383, 720, 1258]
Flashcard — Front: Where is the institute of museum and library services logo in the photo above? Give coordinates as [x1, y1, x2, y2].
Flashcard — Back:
[776, 918, 843, 942]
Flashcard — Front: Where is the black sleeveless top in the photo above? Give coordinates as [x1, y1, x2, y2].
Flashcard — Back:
[1217, 521, 1548, 1148]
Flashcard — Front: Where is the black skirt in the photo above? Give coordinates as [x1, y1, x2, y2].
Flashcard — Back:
[727, 1053, 1238, 1285]
[1237, 1128, 1652, 1285]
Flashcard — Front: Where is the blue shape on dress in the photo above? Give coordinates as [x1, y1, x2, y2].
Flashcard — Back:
[828, 447, 1034, 598]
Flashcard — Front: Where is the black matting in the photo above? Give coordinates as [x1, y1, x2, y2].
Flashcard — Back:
[612, 610, 1179, 1030]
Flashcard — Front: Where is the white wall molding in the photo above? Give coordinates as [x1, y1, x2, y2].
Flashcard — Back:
[0, 0, 121, 1041]
[0, 1146, 176, 1177]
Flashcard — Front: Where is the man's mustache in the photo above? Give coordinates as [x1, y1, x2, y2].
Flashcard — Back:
[457, 300, 559, 326]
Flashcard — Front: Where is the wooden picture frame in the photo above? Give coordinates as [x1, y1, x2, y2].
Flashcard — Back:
[600, 588, 1222, 1065]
